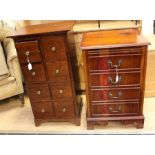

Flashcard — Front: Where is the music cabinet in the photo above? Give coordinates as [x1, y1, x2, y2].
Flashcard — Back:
[81, 29, 149, 129]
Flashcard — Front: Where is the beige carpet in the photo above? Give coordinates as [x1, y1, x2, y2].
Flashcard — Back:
[0, 95, 155, 134]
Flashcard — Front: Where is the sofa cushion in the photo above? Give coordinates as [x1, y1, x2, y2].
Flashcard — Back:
[0, 42, 9, 77]
[0, 76, 15, 86]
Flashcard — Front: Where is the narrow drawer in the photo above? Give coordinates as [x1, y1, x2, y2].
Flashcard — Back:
[92, 102, 139, 116]
[28, 84, 51, 102]
[32, 101, 55, 119]
[41, 35, 67, 62]
[21, 63, 46, 83]
[53, 100, 75, 118]
[90, 87, 140, 102]
[50, 83, 73, 100]
[15, 40, 41, 64]
[89, 71, 140, 87]
[46, 61, 70, 83]
[87, 52, 142, 71]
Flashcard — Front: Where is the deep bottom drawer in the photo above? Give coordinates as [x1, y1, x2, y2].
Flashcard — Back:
[53, 100, 75, 118]
[32, 101, 55, 119]
[92, 103, 139, 116]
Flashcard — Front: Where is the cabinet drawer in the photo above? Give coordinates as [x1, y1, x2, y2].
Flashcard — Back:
[53, 100, 75, 118]
[21, 63, 46, 83]
[89, 71, 140, 87]
[32, 101, 55, 119]
[46, 61, 70, 83]
[41, 35, 67, 62]
[92, 103, 139, 116]
[50, 83, 73, 100]
[87, 52, 142, 71]
[90, 87, 140, 102]
[16, 40, 41, 64]
[28, 84, 51, 102]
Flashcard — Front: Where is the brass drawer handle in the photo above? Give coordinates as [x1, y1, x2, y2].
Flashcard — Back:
[108, 59, 122, 68]
[32, 71, 36, 76]
[108, 91, 122, 99]
[109, 106, 121, 113]
[41, 108, 45, 113]
[55, 69, 60, 74]
[59, 89, 64, 94]
[51, 46, 56, 52]
[62, 107, 66, 112]
[36, 90, 41, 95]
[108, 75, 122, 84]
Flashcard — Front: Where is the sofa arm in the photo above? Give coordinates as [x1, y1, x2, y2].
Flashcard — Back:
[3, 38, 24, 94]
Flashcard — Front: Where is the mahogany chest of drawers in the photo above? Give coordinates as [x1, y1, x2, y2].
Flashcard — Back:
[10, 21, 82, 126]
[81, 29, 149, 129]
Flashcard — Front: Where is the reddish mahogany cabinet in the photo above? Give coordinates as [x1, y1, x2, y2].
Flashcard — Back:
[10, 21, 82, 126]
[81, 29, 149, 129]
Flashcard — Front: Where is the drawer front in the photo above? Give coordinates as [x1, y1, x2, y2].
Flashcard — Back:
[16, 40, 41, 64]
[92, 103, 139, 116]
[53, 100, 75, 118]
[28, 84, 51, 102]
[21, 63, 46, 83]
[87, 53, 141, 71]
[89, 71, 140, 87]
[32, 101, 55, 119]
[90, 88, 140, 102]
[50, 83, 73, 100]
[46, 61, 70, 82]
[41, 35, 67, 62]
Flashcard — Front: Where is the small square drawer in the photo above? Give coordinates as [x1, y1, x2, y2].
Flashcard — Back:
[15, 40, 41, 64]
[50, 83, 73, 100]
[28, 84, 51, 102]
[21, 63, 46, 83]
[92, 102, 139, 116]
[87, 52, 142, 71]
[32, 101, 55, 119]
[46, 61, 70, 83]
[53, 100, 75, 118]
[89, 71, 140, 87]
[90, 87, 140, 102]
[41, 35, 67, 62]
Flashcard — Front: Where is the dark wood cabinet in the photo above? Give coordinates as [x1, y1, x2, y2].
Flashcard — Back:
[10, 21, 82, 126]
[81, 29, 149, 129]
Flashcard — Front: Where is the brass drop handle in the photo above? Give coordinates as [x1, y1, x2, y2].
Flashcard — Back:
[55, 69, 60, 74]
[59, 89, 63, 94]
[36, 90, 41, 95]
[108, 75, 122, 84]
[51, 46, 56, 52]
[108, 59, 122, 68]
[41, 108, 45, 113]
[62, 107, 66, 112]
[32, 71, 36, 76]
[108, 91, 122, 99]
[25, 51, 32, 70]
[108, 106, 121, 113]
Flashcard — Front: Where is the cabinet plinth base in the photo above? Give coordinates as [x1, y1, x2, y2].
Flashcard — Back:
[87, 115, 144, 130]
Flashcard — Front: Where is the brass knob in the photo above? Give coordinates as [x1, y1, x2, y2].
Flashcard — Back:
[55, 69, 60, 74]
[32, 72, 36, 76]
[25, 51, 30, 56]
[36, 90, 41, 95]
[62, 107, 66, 112]
[41, 108, 45, 113]
[51, 46, 56, 52]
[59, 89, 63, 94]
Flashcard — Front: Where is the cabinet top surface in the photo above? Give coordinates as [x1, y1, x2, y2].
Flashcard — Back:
[10, 21, 75, 38]
[81, 29, 150, 50]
